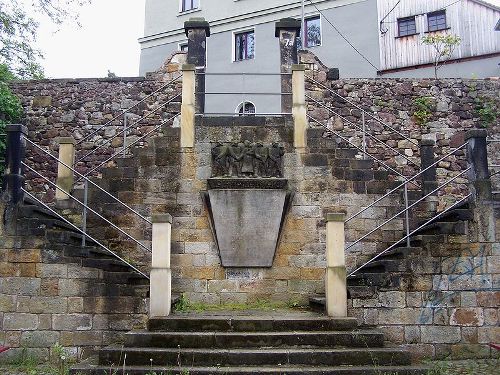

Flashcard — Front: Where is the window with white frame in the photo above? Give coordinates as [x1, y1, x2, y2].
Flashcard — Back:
[427, 10, 447, 32]
[234, 30, 255, 61]
[398, 16, 417, 37]
[181, 0, 198, 12]
[298, 16, 321, 48]
[237, 101, 256, 116]
[179, 43, 188, 52]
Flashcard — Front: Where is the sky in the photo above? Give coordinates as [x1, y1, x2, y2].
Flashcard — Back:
[33, 0, 146, 79]
[31, 0, 500, 79]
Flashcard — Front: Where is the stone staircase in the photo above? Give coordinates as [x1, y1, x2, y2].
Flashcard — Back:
[71, 312, 428, 374]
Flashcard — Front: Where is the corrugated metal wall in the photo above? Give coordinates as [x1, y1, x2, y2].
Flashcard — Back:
[378, 0, 500, 70]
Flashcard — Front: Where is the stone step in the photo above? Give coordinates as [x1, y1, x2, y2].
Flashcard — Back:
[70, 364, 429, 375]
[125, 330, 384, 349]
[147, 316, 358, 332]
[82, 258, 134, 272]
[414, 220, 467, 236]
[99, 346, 411, 367]
[346, 273, 406, 288]
[375, 246, 422, 261]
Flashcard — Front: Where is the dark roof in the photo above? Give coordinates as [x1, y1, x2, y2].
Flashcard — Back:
[470, 0, 500, 12]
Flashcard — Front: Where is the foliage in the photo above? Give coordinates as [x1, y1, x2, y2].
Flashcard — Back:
[474, 97, 498, 128]
[52, 343, 69, 375]
[421, 33, 461, 79]
[413, 96, 433, 126]
[0, 0, 91, 79]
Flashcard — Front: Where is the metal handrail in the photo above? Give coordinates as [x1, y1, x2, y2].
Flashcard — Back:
[197, 112, 292, 117]
[79, 112, 180, 179]
[346, 142, 468, 223]
[348, 193, 471, 277]
[76, 74, 181, 145]
[23, 137, 152, 225]
[195, 72, 292, 76]
[21, 189, 149, 279]
[307, 114, 417, 186]
[75, 93, 181, 164]
[345, 167, 470, 251]
[197, 92, 291, 96]
[306, 76, 419, 146]
[21, 162, 151, 253]
[306, 93, 419, 168]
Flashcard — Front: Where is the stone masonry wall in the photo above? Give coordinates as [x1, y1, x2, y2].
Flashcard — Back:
[0, 201, 148, 363]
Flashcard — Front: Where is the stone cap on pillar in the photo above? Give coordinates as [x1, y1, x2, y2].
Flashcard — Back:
[326, 212, 346, 222]
[182, 64, 196, 71]
[275, 18, 301, 37]
[292, 64, 306, 71]
[420, 139, 435, 146]
[58, 137, 75, 145]
[464, 129, 488, 141]
[152, 213, 172, 224]
[6, 124, 28, 135]
[184, 17, 211, 37]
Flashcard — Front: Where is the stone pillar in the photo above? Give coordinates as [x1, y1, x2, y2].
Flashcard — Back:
[292, 64, 308, 149]
[181, 64, 196, 148]
[465, 129, 491, 202]
[55, 137, 75, 201]
[184, 18, 210, 114]
[420, 139, 437, 196]
[275, 18, 301, 114]
[325, 212, 347, 317]
[150, 213, 172, 317]
[2, 124, 27, 205]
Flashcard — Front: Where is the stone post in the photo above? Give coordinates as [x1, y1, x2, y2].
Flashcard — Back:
[55, 137, 76, 201]
[275, 18, 301, 114]
[465, 129, 491, 201]
[181, 64, 196, 148]
[420, 139, 438, 196]
[292, 64, 308, 149]
[465, 129, 494, 242]
[150, 213, 172, 317]
[184, 18, 210, 114]
[2, 124, 27, 205]
[325, 212, 347, 317]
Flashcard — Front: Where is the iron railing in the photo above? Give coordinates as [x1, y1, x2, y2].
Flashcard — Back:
[0, 132, 6, 175]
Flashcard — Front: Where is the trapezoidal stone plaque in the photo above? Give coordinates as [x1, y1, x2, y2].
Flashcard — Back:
[203, 178, 291, 268]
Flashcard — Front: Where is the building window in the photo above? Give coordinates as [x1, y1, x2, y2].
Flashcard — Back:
[237, 101, 256, 116]
[179, 43, 188, 52]
[427, 10, 447, 32]
[234, 31, 255, 61]
[181, 0, 198, 12]
[398, 16, 417, 37]
[297, 16, 321, 48]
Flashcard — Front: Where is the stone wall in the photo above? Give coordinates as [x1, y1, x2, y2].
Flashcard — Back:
[348, 203, 500, 360]
[0, 201, 148, 363]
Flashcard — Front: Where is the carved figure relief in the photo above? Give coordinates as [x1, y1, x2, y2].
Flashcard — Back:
[211, 141, 284, 178]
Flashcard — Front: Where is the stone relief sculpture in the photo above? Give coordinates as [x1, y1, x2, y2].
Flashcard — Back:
[211, 141, 284, 178]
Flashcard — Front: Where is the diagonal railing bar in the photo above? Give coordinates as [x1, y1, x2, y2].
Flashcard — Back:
[79, 113, 180, 180]
[75, 93, 181, 164]
[196, 72, 292, 76]
[348, 193, 472, 277]
[306, 76, 419, 146]
[306, 93, 419, 168]
[307, 114, 419, 188]
[21, 162, 151, 253]
[21, 189, 149, 279]
[345, 167, 471, 251]
[346, 142, 468, 223]
[76, 74, 181, 146]
[23, 137, 152, 225]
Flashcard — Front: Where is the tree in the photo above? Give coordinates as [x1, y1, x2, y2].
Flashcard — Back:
[0, 0, 91, 79]
[422, 33, 461, 79]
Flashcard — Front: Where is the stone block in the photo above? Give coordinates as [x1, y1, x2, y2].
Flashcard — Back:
[483, 308, 498, 325]
[52, 314, 92, 331]
[68, 297, 84, 313]
[379, 325, 404, 344]
[207, 280, 238, 293]
[379, 291, 406, 308]
[8, 249, 41, 263]
[40, 278, 59, 296]
[460, 292, 477, 307]
[450, 344, 491, 359]
[421, 326, 461, 343]
[450, 308, 484, 326]
[0, 277, 40, 296]
[406, 292, 422, 308]
[3, 313, 38, 330]
[21, 331, 59, 347]
[38, 314, 51, 330]
[60, 331, 103, 346]
[433, 308, 449, 325]
[404, 326, 421, 344]
[478, 326, 500, 343]
[0, 295, 16, 312]
[461, 327, 478, 344]
[29, 297, 68, 314]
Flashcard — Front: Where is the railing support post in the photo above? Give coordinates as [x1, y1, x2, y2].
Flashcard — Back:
[420, 139, 438, 195]
[292, 64, 308, 149]
[150, 213, 173, 317]
[325, 212, 347, 317]
[55, 137, 76, 201]
[2, 124, 27, 205]
[180, 64, 196, 148]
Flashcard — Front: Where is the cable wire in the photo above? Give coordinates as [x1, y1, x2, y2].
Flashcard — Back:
[306, 0, 379, 70]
